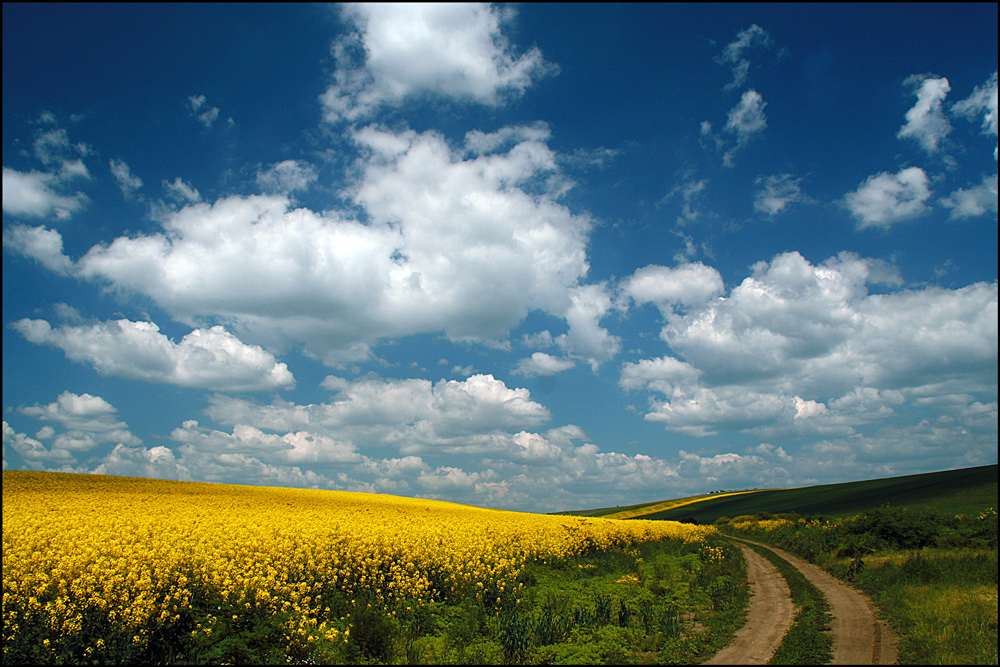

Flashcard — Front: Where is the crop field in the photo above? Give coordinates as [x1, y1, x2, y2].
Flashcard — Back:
[2, 470, 740, 664]
[624, 464, 998, 523]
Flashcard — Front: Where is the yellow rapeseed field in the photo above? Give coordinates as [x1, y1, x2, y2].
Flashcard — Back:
[2, 470, 714, 662]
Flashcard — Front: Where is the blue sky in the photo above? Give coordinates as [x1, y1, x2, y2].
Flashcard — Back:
[3, 3, 997, 512]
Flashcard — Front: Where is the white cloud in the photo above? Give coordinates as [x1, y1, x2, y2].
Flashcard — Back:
[2, 224, 74, 274]
[32, 127, 90, 168]
[3, 420, 76, 465]
[171, 421, 362, 465]
[109, 159, 143, 198]
[952, 70, 998, 158]
[21, 391, 126, 433]
[189, 94, 221, 128]
[897, 74, 952, 154]
[320, 375, 351, 392]
[3, 392, 144, 467]
[715, 24, 774, 91]
[256, 160, 318, 194]
[941, 173, 999, 219]
[417, 466, 483, 493]
[843, 166, 932, 229]
[45, 125, 597, 367]
[464, 123, 552, 155]
[556, 284, 621, 371]
[619, 356, 701, 394]
[12, 318, 295, 391]
[2, 167, 89, 219]
[205, 373, 551, 454]
[321, 3, 554, 122]
[722, 89, 767, 166]
[513, 352, 575, 377]
[6, 366, 993, 509]
[90, 443, 192, 481]
[665, 178, 709, 226]
[2, 120, 91, 219]
[620, 251, 996, 441]
[163, 177, 201, 203]
[725, 89, 767, 139]
[754, 173, 806, 216]
[34, 110, 58, 125]
[621, 262, 724, 312]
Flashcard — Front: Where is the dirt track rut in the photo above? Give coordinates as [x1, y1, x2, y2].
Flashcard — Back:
[704, 544, 794, 664]
[706, 538, 898, 665]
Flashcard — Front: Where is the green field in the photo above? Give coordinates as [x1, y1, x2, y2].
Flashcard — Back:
[615, 464, 997, 523]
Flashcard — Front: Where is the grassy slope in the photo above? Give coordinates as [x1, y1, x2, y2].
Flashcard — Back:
[615, 464, 997, 523]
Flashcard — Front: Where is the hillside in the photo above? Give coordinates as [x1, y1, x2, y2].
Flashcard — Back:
[572, 464, 997, 523]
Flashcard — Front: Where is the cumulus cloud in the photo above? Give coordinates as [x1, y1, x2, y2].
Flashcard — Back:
[205, 373, 551, 453]
[321, 3, 554, 122]
[6, 369, 993, 509]
[47, 126, 596, 367]
[90, 443, 192, 481]
[621, 262, 724, 312]
[941, 173, 999, 219]
[21, 390, 128, 433]
[556, 284, 621, 371]
[2, 167, 89, 219]
[620, 251, 996, 442]
[2, 392, 143, 467]
[2, 224, 74, 274]
[843, 166, 931, 229]
[897, 74, 952, 154]
[513, 352, 575, 377]
[11, 318, 295, 391]
[2, 119, 92, 220]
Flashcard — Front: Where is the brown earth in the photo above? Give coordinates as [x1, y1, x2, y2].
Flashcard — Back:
[704, 543, 795, 665]
[706, 538, 899, 665]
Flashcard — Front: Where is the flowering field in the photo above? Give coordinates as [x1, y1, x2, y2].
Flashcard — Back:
[2, 470, 731, 664]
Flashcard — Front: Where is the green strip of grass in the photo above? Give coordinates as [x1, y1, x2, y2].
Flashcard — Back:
[733, 540, 833, 665]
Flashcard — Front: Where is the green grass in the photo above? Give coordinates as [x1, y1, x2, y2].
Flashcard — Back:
[629, 464, 997, 524]
[842, 548, 998, 665]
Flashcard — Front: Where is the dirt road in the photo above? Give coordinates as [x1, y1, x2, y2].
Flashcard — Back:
[707, 538, 898, 665]
[704, 544, 794, 664]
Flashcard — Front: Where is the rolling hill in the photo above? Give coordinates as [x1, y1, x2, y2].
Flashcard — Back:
[559, 464, 997, 523]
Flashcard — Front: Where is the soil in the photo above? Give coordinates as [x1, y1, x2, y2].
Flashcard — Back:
[704, 544, 795, 665]
[706, 537, 899, 665]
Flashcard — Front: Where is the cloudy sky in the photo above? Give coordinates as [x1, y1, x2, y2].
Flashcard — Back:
[3, 4, 997, 512]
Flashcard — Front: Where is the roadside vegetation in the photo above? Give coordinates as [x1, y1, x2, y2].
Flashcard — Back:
[720, 505, 998, 664]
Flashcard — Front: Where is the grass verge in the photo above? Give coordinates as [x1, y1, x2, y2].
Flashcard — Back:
[831, 548, 998, 665]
